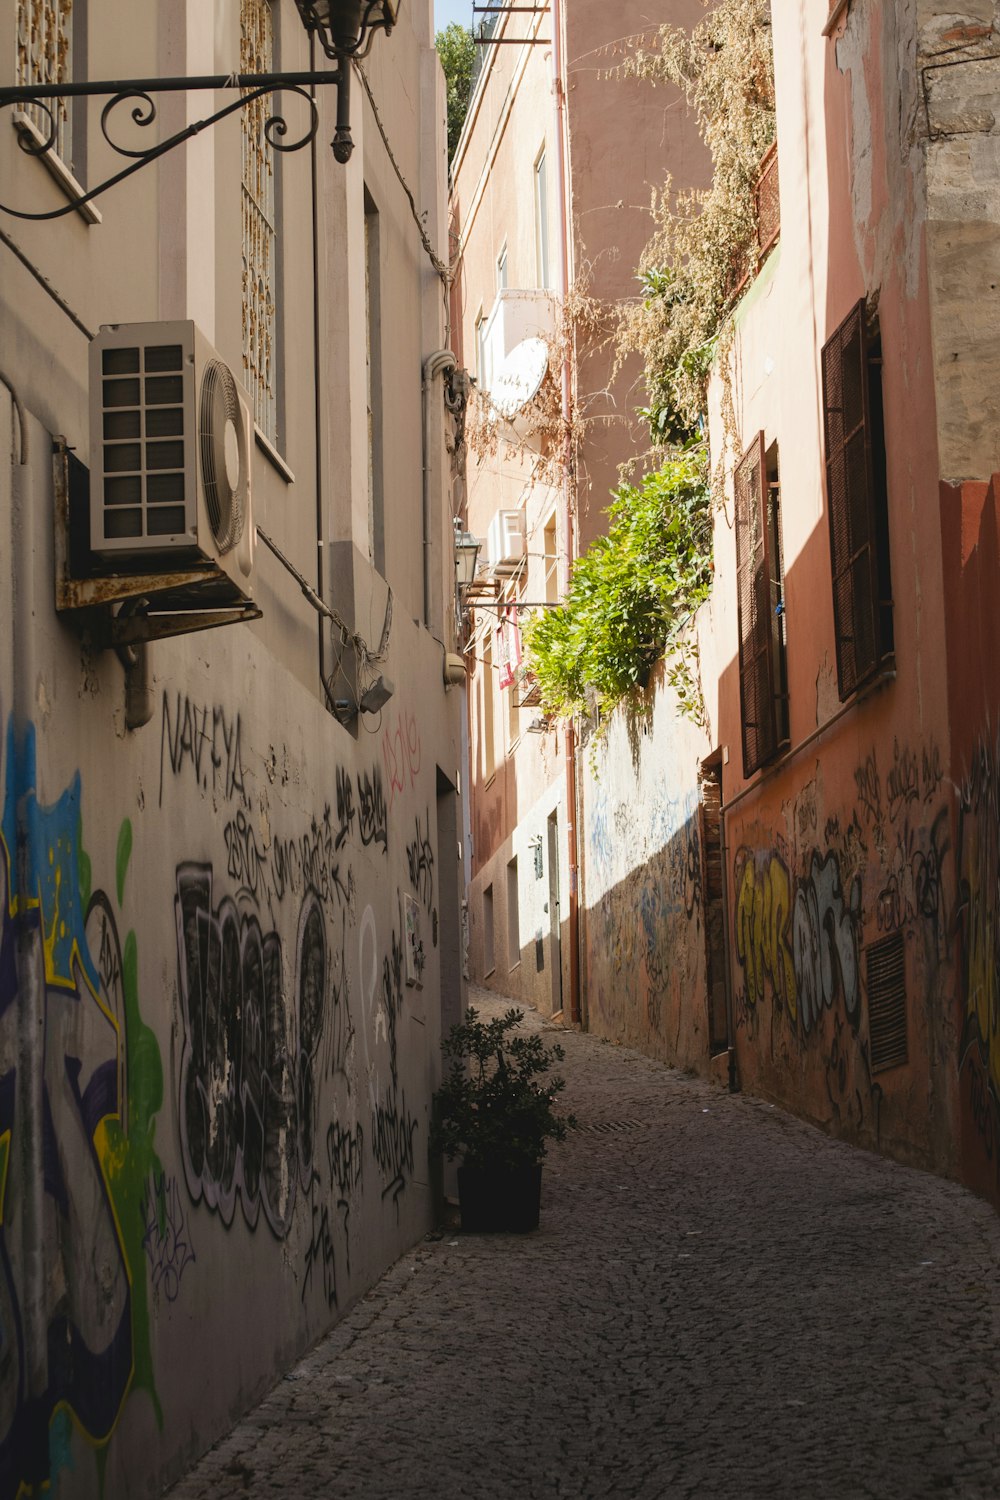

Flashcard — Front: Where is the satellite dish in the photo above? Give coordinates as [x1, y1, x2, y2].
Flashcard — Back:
[491, 337, 549, 419]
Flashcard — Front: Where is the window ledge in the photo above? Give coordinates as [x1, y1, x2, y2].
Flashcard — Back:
[254, 426, 295, 484]
[11, 111, 101, 225]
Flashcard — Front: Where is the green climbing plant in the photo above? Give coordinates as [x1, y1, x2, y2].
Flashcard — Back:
[523, 446, 712, 726]
[615, 0, 776, 453]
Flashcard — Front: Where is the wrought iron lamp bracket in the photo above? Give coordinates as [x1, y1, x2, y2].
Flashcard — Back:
[0, 68, 348, 222]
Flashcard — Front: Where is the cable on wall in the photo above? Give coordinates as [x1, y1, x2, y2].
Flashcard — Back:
[0, 225, 95, 339]
[352, 58, 451, 286]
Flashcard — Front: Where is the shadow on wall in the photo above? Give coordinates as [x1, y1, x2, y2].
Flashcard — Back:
[582, 797, 713, 1072]
[942, 473, 1000, 1203]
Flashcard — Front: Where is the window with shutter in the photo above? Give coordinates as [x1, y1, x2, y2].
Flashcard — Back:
[242, 0, 279, 444]
[735, 433, 788, 777]
[822, 298, 893, 700]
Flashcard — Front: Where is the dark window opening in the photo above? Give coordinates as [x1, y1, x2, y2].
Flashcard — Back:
[822, 297, 894, 700]
[735, 431, 789, 778]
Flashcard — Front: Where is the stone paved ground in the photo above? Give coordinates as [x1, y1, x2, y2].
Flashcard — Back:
[167, 985, 1000, 1499]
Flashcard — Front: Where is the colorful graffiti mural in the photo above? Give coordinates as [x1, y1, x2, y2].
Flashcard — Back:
[0, 723, 162, 1499]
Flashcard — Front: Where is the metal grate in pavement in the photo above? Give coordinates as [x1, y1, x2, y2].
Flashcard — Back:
[575, 1118, 648, 1135]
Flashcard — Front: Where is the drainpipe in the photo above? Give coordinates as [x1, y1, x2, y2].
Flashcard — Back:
[422, 349, 458, 629]
[550, 0, 581, 1026]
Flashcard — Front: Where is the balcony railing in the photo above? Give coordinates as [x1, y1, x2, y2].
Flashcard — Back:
[729, 141, 780, 304]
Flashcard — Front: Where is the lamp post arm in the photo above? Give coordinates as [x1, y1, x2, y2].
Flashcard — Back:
[0, 70, 346, 222]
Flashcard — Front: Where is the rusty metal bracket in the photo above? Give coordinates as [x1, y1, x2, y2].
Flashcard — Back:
[53, 439, 262, 645]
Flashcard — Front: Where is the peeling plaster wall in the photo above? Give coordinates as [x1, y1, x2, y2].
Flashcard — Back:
[919, 2, 1000, 480]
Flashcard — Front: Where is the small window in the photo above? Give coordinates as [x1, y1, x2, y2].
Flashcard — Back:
[734, 433, 789, 777]
[534, 148, 550, 289]
[822, 297, 894, 699]
[507, 857, 520, 969]
[475, 307, 488, 387]
[16, 0, 76, 167]
[496, 242, 508, 292]
[242, 0, 281, 444]
[867, 931, 907, 1072]
[482, 633, 496, 782]
[483, 883, 495, 975]
[543, 513, 559, 604]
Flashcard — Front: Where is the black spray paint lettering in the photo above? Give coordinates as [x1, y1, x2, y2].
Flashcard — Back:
[358, 766, 388, 852]
[224, 809, 269, 903]
[142, 1170, 196, 1303]
[405, 808, 435, 911]
[371, 1089, 418, 1209]
[335, 766, 356, 851]
[174, 865, 326, 1237]
[160, 691, 246, 808]
[327, 1118, 364, 1199]
[301, 1171, 338, 1309]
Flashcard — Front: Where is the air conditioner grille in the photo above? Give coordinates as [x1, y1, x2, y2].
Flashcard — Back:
[99, 342, 187, 541]
[199, 359, 246, 554]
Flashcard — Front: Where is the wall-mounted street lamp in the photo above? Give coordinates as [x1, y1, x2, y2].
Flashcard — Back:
[0, 0, 401, 219]
[293, 0, 399, 161]
[454, 520, 482, 593]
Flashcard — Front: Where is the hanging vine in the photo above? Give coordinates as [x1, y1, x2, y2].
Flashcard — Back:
[614, 0, 776, 488]
[523, 2, 775, 734]
[522, 446, 712, 731]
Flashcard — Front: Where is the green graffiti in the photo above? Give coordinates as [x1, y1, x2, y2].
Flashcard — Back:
[116, 818, 133, 907]
[102, 927, 165, 1435]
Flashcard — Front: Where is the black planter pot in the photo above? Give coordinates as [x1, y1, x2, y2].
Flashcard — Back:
[457, 1162, 543, 1232]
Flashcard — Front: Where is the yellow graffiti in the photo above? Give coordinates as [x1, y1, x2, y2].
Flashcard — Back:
[735, 851, 797, 1022]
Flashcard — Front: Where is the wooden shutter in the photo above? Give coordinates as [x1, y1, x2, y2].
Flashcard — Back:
[735, 432, 778, 777]
[822, 299, 887, 699]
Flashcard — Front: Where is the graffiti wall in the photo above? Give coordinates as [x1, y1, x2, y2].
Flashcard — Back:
[0, 662, 448, 1498]
[729, 735, 955, 1160]
[0, 721, 163, 1499]
[580, 682, 710, 1069]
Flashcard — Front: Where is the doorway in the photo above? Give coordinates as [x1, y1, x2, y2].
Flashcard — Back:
[546, 810, 563, 1016]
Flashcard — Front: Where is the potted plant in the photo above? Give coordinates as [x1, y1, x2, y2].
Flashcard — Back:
[431, 1006, 575, 1232]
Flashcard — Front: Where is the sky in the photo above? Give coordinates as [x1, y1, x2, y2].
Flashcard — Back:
[434, 0, 476, 35]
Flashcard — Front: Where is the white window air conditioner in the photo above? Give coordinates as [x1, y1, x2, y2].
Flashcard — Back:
[89, 321, 255, 598]
[486, 509, 526, 575]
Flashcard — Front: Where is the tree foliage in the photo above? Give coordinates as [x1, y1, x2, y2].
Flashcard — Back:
[436, 23, 476, 161]
[523, 448, 713, 724]
[616, 0, 776, 445]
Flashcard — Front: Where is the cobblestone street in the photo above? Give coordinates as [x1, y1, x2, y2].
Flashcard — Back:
[168, 986, 1000, 1500]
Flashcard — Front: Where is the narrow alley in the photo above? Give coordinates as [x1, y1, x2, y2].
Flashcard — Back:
[167, 986, 1000, 1500]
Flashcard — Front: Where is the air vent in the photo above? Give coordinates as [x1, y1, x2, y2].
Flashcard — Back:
[866, 931, 907, 1073]
[89, 321, 256, 601]
[98, 340, 188, 543]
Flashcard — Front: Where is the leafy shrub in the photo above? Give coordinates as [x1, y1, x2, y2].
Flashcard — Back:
[430, 1008, 574, 1173]
[523, 447, 712, 723]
